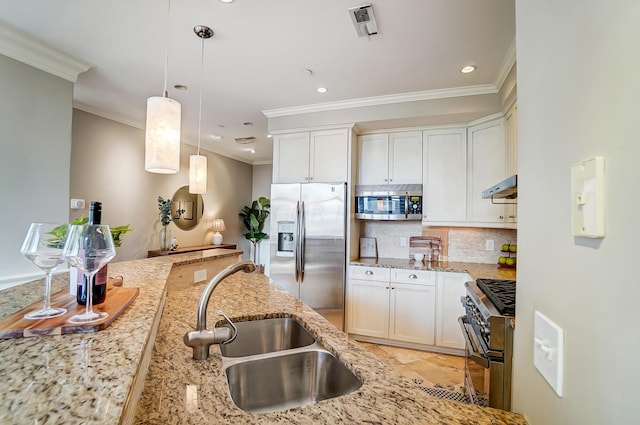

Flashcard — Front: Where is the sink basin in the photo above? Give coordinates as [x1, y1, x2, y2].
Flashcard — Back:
[219, 317, 315, 358]
[224, 349, 363, 413]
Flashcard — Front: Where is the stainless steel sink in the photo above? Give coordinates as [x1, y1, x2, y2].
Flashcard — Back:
[224, 349, 363, 413]
[219, 317, 315, 358]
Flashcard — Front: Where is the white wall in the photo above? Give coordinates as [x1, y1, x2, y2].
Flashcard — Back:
[0, 55, 73, 287]
[70, 109, 253, 262]
[513, 2, 640, 424]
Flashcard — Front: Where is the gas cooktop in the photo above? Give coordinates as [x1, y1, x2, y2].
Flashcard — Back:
[476, 278, 516, 317]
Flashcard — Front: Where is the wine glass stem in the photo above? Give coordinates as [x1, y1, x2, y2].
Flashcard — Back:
[43, 270, 53, 311]
[84, 272, 96, 317]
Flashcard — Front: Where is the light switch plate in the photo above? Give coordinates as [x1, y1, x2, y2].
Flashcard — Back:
[534, 310, 564, 396]
[571, 156, 605, 238]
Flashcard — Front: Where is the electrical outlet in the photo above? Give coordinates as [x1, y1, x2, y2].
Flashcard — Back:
[194, 269, 207, 283]
[400, 237, 407, 247]
[70, 198, 85, 209]
[485, 239, 495, 251]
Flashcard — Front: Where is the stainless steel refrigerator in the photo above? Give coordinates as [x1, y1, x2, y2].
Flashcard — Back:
[269, 182, 346, 330]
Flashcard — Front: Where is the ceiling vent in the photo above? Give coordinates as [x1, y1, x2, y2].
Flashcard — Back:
[234, 137, 256, 144]
[348, 4, 378, 37]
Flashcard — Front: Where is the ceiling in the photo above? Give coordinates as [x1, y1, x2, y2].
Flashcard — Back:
[0, 0, 515, 165]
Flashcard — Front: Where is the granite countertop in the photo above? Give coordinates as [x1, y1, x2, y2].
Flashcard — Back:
[0, 248, 242, 425]
[350, 257, 517, 281]
[0, 248, 525, 424]
[135, 269, 525, 424]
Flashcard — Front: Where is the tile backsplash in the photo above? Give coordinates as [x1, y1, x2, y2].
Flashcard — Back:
[360, 221, 516, 264]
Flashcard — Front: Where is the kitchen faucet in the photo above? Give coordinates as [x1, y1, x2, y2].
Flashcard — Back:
[183, 260, 256, 360]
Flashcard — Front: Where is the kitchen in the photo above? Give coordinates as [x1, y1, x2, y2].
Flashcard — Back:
[1, 1, 640, 424]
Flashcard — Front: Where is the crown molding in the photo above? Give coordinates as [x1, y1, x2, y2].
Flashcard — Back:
[494, 38, 516, 91]
[73, 101, 144, 130]
[0, 20, 92, 82]
[262, 84, 498, 118]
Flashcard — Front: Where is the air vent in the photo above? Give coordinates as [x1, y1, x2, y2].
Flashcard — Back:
[234, 137, 256, 145]
[348, 4, 378, 37]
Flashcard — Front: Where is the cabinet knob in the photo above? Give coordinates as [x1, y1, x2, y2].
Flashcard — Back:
[309, 176, 313, 180]
[365, 270, 373, 275]
[409, 274, 418, 279]
[385, 286, 389, 289]
[499, 215, 504, 219]
[384, 178, 388, 182]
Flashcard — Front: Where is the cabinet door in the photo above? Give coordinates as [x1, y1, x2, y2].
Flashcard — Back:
[389, 282, 436, 345]
[467, 118, 507, 224]
[273, 133, 310, 183]
[423, 128, 467, 223]
[346, 278, 389, 338]
[309, 129, 348, 183]
[358, 134, 389, 185]
[435, 272, 468, 349]
[389, 131, 423, 184]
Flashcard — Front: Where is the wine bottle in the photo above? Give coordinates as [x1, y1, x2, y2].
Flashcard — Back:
[77, 201, 108, 305]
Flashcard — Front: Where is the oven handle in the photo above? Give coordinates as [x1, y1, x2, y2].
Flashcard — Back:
[458, 316, 490, 368]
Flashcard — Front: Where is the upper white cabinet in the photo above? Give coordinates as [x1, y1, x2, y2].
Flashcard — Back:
[273, 128, 349, 183]
[422, 128, 467, 223]
[467, 116, 509, 225]
[505, 103, 518, 224]
[358, 131, 422, 185]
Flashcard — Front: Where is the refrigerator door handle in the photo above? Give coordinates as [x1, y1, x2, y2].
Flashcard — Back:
[405, 191, 409, 219]
[300, 201, 306, 282]
[294, 200, 300, 281]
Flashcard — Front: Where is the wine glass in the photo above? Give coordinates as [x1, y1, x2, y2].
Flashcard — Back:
[20, 222, 70, 319]
[63, 224, 116, 323]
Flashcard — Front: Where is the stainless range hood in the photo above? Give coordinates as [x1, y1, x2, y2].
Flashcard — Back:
[482, 175, 517, 200]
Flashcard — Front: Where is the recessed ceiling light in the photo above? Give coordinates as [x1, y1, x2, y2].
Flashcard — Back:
[267, 134, 273, 138]
[461, 65, 476, 74]
[317, 87, 328, 93]
[219, 0, 235, 3]
[174, 84, 188, 90]
[303, 68, 313, 76]
[210, 134, 223, 140]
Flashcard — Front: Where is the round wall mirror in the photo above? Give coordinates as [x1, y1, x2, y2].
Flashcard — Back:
[171, 186, 204, 231]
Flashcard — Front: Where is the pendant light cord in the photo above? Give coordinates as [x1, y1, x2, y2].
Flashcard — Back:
[163, 0, 172, 97]
[197, 32, 204, 156]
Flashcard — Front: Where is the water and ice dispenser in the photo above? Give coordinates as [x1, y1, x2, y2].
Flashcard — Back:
[276, 221, 295, 256]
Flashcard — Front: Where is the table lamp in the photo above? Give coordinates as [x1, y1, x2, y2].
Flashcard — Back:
[211, 218, 226, 245]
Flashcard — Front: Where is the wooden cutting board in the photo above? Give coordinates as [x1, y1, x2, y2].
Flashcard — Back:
[0, 279, 139, 339]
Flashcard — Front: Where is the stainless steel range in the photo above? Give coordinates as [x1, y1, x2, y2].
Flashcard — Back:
[458, 278, 516, 411]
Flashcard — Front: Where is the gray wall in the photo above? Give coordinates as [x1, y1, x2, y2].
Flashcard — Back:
[250, 164, 273, 274]
[71, 109, 253, 262]
[0, 55, 73, 286]
[513, 1, 640, 424]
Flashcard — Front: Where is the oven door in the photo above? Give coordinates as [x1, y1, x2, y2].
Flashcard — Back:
[458, 316, 509, 410]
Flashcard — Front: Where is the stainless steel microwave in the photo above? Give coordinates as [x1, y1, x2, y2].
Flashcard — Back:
[355, 184, 422, 220]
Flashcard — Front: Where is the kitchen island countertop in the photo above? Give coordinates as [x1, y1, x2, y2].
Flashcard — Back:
[0, 249, 524, 424]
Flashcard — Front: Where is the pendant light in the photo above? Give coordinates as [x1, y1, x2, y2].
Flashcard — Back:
[189, 25, 213, 194]
[145, 0, 181, 174]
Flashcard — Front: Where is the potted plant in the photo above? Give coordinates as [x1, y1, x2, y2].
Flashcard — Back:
[49, 217, 133, 247]
[157, 196, 185, 251]
[239, 197, 270, 272]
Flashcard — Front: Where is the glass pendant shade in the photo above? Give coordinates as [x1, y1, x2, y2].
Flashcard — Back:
[189, 154, 207, 194]
[145, 96, 181, 173]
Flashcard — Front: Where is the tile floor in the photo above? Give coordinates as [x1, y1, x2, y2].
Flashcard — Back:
[358, 342, 466, 389]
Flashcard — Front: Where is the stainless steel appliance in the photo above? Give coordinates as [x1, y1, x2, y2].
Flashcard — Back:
[270, 183, 347, 330]
[354, 184, 422, 220]
[482, 175, 517, 200]
[459, 278, 516, 410]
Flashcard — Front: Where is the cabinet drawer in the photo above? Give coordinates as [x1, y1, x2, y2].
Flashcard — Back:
[391, 268, 436, 285]
[349, 266, 391, 282]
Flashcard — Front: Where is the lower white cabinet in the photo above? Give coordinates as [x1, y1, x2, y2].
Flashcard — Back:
[347, 267, 436, 345]
[435, 272, 469, 350]
[347, 266, 468, 351]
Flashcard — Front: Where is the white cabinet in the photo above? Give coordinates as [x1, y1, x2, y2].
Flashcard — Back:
[347, 266, 436, 344]
[435, 272, 469, 350]
[422, 128, 467, 223]
[273, 128, 349, 183]
[505, 103, 518, 224]
[467, 117, 509, 225]
[358, 131, 422, 185]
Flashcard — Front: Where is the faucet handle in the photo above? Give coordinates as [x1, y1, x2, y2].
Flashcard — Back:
[217, 311, 238, 345]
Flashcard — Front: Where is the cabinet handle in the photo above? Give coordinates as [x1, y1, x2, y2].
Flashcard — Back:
[408, 274, 418, 279]
[508, 215, 516, 218]
[365, 270, 373, 275]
